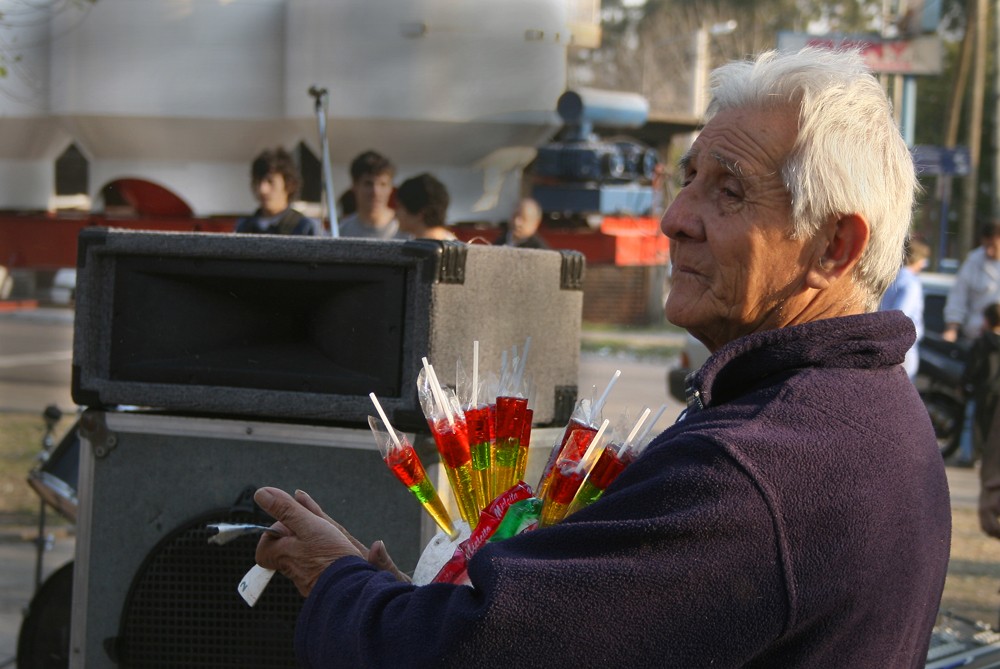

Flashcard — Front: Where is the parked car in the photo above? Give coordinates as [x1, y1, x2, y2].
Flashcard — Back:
[666, 271, 965, 457]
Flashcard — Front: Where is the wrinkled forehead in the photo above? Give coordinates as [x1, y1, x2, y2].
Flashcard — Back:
[682, 105, 798, 182]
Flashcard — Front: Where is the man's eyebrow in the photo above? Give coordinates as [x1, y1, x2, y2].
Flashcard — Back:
[678, 150, 694, 172]
[710, 150, 747, 179]
[677, 149, 748, 180]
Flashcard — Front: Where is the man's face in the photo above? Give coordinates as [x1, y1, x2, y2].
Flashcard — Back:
[511, 201, 541, 241]
[984, 234, 1000, 259]
[253, 172, 290, 216]
[661, 105, 816, 351]
[352, 172, 394, 215]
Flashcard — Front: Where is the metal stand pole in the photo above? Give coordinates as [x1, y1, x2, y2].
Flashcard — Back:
[308, 85, 340, 238]
[33, 500, 47, 593]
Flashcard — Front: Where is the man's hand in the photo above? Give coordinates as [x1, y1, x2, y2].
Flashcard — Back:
[254, 487, 411, 597]
[292, 488, 412, 583]
[254, 487, 364, 597]
[942, 324, 960, 343]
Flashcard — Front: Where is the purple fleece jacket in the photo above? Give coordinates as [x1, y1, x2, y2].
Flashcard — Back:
[296, 311, 951, 668]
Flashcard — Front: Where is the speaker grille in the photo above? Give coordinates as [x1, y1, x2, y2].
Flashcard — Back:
[112, 507, 302, 667]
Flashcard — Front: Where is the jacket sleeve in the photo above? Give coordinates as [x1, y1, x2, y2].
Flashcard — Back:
[294, 437, 786, 669]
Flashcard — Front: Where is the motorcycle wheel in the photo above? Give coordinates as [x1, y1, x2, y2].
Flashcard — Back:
[920, 390, 964, 459]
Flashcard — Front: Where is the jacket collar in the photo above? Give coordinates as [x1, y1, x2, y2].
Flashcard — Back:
[683, 311, 915, 414]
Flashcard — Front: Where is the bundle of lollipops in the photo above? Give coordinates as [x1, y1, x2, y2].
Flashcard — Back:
[367, 337, 666, 585]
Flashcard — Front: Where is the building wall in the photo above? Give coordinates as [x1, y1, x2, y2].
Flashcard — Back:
[0, 0, 569, 221]
[582, 264, 668, 326]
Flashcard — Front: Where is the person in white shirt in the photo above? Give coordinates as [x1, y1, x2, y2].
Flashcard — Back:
[338, 151, 406, 240]
[943, 221, 1000, 342]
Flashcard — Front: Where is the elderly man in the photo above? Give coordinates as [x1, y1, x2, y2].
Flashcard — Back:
[254, 48, 950, 667]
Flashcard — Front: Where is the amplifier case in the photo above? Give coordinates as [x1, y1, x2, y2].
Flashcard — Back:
[69, 409, 433, 668]
[72, 230, 584, 430]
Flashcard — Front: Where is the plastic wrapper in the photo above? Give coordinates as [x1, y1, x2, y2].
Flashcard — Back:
[432, 482, 534, 585]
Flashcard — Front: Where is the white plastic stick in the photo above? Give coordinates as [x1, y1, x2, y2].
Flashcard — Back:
[592, 370, 622, 418]
[575, 418, 611, 474]
[422, 357, 455, 427]
[636, 403, 669, 445]
[369, 392, 401, 448]
[472, 340, 479, 407]
[625, 407, 652, 446]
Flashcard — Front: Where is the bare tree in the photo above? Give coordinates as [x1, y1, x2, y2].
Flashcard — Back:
[573, 0, 885, 118]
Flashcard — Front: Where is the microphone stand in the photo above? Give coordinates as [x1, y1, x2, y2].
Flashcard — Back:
[308, 85, 340, 237]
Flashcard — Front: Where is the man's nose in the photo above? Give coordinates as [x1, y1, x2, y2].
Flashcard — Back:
[659, 191, 703, 241]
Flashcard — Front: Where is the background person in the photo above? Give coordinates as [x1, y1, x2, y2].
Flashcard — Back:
[943, 220, 1000, 343]
[942, 221, 1000, 466]
[254, 48, 949, 667]
[234, 148, 322, 236]
[492, 197, 550, 249]
[980, 393, 1000, 539]
[394, 173, 455, 241]
[879, 237, 930, 380]
[338, 150, 403, 239]
[964, 303, 1000, 462]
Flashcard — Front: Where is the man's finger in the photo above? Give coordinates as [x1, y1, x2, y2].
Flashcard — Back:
[254, 487, 315, 535]
[294, 488, 333, 522]
[294, 489, 368, 555]
[368, 540, 411, 583]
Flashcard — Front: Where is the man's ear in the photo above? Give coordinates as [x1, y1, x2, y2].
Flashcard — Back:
[806, 214, 870, 290]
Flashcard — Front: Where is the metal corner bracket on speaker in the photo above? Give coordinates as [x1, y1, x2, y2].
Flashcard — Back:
[78, 410, 118, 459]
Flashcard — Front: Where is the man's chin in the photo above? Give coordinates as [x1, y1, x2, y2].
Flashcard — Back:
[664, 296, 697, 329]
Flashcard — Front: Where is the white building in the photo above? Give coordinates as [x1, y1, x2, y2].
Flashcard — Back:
[0, 0, 598, 222]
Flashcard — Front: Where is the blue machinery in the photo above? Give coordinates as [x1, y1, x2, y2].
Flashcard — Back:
[531, 88, 661, 223]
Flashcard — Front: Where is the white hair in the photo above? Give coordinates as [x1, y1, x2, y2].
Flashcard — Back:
[707, 48, 917, 311]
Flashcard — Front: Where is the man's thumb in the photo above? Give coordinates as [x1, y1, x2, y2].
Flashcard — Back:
[255, 487, 304, 530]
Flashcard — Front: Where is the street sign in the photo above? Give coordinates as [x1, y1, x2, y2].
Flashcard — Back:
[911, 145, 971, 176]
[777, 32, 943, 75]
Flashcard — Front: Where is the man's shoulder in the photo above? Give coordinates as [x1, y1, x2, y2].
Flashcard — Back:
[959, 246, 988, 272]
